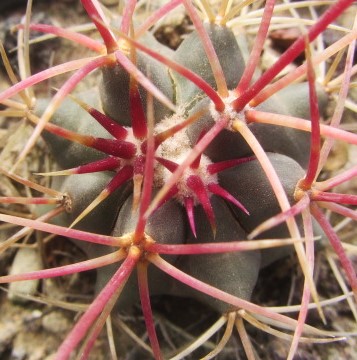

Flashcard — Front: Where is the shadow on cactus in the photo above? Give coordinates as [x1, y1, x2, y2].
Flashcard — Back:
[0, 0, 357, 359]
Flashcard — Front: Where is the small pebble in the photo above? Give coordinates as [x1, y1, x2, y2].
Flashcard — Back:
[42, 311, 71, 334]
[8, 247, 43, 304]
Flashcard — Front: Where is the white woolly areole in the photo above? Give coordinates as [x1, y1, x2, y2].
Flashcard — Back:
[158, 153, 218, 205]
[119, 127, 143, 167]
[209, 90, 249, 131]
[154, 111, 191, 187]
[154, 109, 191, 157]
[153, 112, 218, 205]
[175, 153, 218, 205]
[125, 127, 143, 154]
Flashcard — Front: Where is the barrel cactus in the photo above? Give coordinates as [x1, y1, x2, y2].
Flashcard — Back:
[0, 0, 356, 359]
